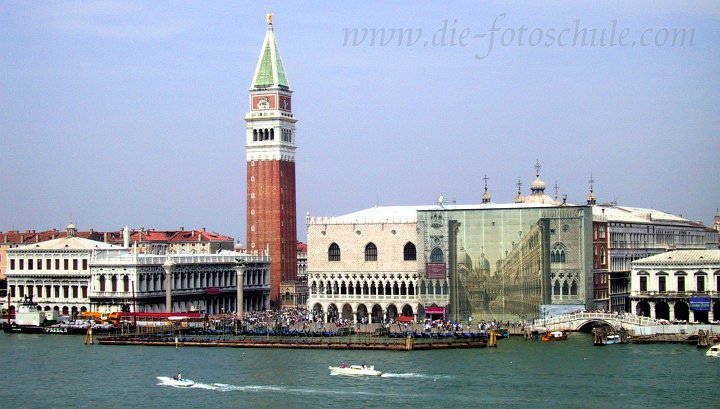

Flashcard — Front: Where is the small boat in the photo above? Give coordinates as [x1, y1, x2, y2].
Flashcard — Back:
[705, 345, 720, 357]
[329, 364, 382, 377]
[161, 376, 195, 387]
[604, 334, 630, 345]
[541, 330, 568, 342]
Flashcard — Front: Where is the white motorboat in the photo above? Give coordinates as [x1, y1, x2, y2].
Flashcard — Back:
[329, 364, 382, 377]
[705, 345, 720, 357]
[159, 376, 195, 387]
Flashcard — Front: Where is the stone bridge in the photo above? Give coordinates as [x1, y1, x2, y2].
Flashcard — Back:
[534, 312, 660, 333]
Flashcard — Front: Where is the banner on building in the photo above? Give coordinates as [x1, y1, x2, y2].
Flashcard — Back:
[426, 263, 447, 279]
[689, 296, 711, 311]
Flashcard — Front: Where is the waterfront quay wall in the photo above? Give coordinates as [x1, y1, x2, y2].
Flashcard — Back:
[97, 335, 487, 350]
[633, 324, 720, 336]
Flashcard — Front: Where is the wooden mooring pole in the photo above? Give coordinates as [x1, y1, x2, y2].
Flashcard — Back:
[84, 327, 94, 345]
[488, 330, 497, 347]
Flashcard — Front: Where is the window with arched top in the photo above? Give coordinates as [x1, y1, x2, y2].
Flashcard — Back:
[403, 242, 417, 261]
[431, 248, 444, 263]
[328, 243, 341, 261]
[365, 243, 378, 261]
[551, 243, 566, 263]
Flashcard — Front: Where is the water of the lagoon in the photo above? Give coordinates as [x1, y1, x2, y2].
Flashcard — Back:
[2, 332, 717, 409]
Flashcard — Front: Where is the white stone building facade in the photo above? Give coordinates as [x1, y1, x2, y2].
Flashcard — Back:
[6, 225, 271, 316]
[630, 250, 720, 322]
[90, 251, 271, 314]
[306, 207, 434, 323]
[5, 225, 118, 316]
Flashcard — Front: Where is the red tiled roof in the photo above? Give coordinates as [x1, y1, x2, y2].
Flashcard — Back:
[1, 228, 234, 245]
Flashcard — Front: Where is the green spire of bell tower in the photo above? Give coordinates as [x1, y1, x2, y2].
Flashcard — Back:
[252, 13, 290, 89]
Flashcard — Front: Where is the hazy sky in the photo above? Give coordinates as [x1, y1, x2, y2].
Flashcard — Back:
[1, 1, 718, 243]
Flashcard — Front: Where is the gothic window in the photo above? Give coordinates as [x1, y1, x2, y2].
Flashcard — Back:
[328, 243, 340, 261]
[554, 281, 561, 295]
[403, 242, 417, 261]
[365, 243, 378, 261]
[551, 243, 566, 263]
[431, 248, 444, 263]
[570, 281, 578, 296]
[562, 282, 569, 295]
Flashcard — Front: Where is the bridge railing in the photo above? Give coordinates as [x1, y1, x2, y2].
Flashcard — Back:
[534, 312, 660, 328]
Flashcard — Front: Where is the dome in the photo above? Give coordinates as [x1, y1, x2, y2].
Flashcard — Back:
[482, 190, 491, 204]
[524, 192, 558, 205]
[587, 191, 597, 205]
[476, 255, 491, 274]
[530, 177, 546, 192]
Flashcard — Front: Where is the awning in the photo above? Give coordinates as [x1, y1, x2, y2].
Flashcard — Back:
[396, 316, 413, 322]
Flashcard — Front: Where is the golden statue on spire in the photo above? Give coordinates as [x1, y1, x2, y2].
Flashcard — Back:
[267, 13, 272, 24]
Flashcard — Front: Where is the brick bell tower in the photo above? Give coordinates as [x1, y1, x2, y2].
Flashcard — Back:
[246, 14, 297, 306]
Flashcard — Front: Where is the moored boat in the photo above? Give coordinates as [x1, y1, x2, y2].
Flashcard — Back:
[329, 364, 382, 377]
[541, 330, 568, 342]
[593, 327, 631, 346]
[705, 345, 720, 357]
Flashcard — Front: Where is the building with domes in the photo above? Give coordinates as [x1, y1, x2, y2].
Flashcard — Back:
[306, 159, 718, 322]
[522, 160, 560, 205]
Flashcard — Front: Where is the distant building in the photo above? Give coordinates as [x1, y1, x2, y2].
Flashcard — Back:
[285, 241, 308, 307]
[5, 224, 270, 316]
[629, 250, 720, 322]
[90, 250, 270, 314]
[307, 163, 598, 323]
[103, 227, 234, 255]
[1, 227, 234, 281]
[591, 204, 718, 312]
[307, 207, 420, 323]
[0, 228, 104, 281]
[5, 224, 118, 316]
